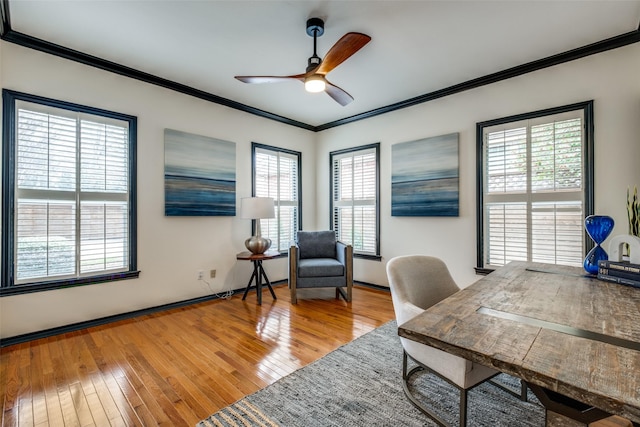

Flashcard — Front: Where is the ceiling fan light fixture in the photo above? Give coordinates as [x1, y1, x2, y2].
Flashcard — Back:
[235, 17, 370, 105]
[305, 74, 326, 93]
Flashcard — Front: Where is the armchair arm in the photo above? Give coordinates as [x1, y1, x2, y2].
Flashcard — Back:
[288, 240, 299, 303]
[290, 240, 300, 266]
[336, 240, 353, 302]
[288, 240, 299, 272]
[336, 240, 347, 265]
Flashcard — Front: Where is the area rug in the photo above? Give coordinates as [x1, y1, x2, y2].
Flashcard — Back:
[197, 321, 544, 427]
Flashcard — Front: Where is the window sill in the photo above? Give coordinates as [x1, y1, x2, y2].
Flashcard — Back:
[355, 254, 382, 261]
[0, 270, 141, 297]
[474, 267, 494, 276]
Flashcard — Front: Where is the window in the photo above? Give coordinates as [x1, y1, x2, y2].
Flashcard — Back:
[1, 90, 138, 295]
[476, 101, 594, 272]
[330, 143, 380, 258]
[252, 143, 301, 252]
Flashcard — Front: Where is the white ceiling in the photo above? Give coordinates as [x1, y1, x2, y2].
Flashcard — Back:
[7, 0, 640, 127]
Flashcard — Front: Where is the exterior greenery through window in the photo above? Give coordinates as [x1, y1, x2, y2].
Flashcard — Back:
[476, 101, 594, 272]
[252, 143, 301, 252]
[330, 143, 380, 259]
[1, 90, 138, 295]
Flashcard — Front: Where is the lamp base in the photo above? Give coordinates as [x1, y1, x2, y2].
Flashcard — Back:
[245, 236, 272, 255]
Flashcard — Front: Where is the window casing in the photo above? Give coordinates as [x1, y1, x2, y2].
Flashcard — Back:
[330, 143, 380, 259]
[1, 90, 138, 295]
[252, 143, 301, 252]
[476, 101, 594, 272]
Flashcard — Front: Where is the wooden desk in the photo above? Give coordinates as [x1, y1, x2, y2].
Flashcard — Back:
[398, 261, 640, 426]
[237, 250, 280, 305]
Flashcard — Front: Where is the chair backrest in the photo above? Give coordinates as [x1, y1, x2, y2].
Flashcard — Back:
[386, 255, 460, 325]
[296, 230, 337, 259]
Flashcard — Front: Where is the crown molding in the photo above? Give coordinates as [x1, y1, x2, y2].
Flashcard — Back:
[1, 2, 639, 133]
[316, 29, 640, 131]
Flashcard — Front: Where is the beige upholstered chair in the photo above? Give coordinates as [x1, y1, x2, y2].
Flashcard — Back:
[288, 230, 353, 304]
[386, 255, 524, 427]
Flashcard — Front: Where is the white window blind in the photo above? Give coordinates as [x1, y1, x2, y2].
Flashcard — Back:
[482, 111, 585, 268]
[14, 101, 130, 283]
[254, 146, 300, 252]
[331, 146, 378, 256]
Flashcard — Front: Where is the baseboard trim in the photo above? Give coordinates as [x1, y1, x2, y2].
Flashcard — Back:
[0, 284, 260, 347]
[355, 280, 390, 291]
[0, 279, 386, 347]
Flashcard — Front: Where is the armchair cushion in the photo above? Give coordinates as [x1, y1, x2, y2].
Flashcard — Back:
[298, 258, 345, 278]
[297, 230, 337, 259]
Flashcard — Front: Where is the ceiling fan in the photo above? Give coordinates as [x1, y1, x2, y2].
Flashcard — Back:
[234, 18, 371, 106]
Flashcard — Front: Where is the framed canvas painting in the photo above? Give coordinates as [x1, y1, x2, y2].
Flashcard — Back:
[392, 133, 459, 216]
[164, 129, 236, 216]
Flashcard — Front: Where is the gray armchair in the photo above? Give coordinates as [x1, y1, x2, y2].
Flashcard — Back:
[288, 230, 353, 304]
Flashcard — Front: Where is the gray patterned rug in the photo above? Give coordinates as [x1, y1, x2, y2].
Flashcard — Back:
[197, 321, 544, 426]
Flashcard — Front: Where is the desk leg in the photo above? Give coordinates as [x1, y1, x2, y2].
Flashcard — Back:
[527, 383, 610, 427]
[546, 411, 588, 427]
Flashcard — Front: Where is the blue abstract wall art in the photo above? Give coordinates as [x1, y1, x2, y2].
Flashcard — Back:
[164, 129, 236, 216]
[392, 133, 459, 216]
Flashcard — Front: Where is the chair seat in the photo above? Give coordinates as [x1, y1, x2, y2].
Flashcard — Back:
[402, 338, 498, 389]
[298, 258, 345, 278]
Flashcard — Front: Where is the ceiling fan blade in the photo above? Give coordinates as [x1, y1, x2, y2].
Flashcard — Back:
[235, 74, 306, 84]
[325, 80, 354, 106]
[317, 32, 371, 75]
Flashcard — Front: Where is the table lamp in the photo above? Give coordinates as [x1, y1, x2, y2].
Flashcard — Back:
[240, 197, 275, 254]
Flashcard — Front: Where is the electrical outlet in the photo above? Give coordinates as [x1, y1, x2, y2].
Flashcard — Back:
[210, 269, 216, 278]
[197, 270, 204, 280]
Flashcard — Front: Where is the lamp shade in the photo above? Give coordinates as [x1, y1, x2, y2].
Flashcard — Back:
[240, 197, 275, 219]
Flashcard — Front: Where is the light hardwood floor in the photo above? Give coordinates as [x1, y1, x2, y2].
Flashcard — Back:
[1, 284, 631, 427]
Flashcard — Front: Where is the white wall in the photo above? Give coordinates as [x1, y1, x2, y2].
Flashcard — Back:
[2, 41, 639, 339]
[316, 43, 640, 289]
[0, 42, 317, 338]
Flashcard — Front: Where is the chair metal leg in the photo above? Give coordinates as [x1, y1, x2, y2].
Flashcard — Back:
[402, 349, 409, 380]
[402, 350, 469, 427]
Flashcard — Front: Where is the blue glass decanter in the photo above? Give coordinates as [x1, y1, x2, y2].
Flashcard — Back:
[583, 215, 615, 275]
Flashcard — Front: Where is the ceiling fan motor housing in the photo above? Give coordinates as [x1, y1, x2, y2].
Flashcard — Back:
[306, 18, 324, 37]
[306, 56, 321, 72]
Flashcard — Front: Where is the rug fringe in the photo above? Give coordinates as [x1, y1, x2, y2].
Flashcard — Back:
[198, 399, 280, 427]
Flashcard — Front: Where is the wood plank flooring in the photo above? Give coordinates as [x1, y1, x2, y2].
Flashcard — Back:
[1, 285, 394, 426]
[1, 284, 632, 427]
